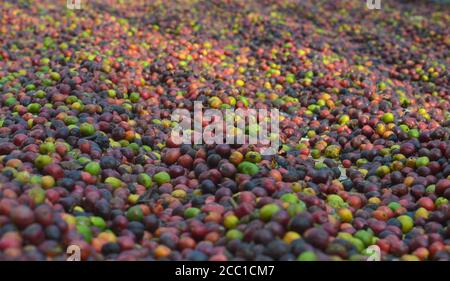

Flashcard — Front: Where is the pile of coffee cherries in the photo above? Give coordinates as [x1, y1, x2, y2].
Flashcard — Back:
[0, 0, 448, 260]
